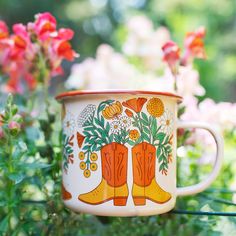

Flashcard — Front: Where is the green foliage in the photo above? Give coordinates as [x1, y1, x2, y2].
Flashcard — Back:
[0, 1, 236, 235]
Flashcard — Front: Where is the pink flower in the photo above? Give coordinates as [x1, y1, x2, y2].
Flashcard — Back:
[0, 20, 9, 39]
[0, 13, 77, 94]
[33, 12, 57, 40]
[8, 120, 21, 131]
[56, 28, 74, 40]
[162, 41, 180, 75]
[181, 27, 206, 65]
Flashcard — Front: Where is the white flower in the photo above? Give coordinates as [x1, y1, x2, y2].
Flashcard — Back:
[78, 104, 96, 127]
[159, 109, 174, 135]
[110, 121, 121, 134]
[119, 116, 131, 128]
[63, 112, 75, 136]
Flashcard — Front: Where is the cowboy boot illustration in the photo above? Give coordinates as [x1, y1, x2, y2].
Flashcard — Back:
[132, 142, 171, 205]
[78, 142, 129, 206]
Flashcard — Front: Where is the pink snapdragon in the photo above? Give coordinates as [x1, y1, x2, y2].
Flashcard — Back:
[181, 27, 206, 65]
[33, 12, 57, 40]
[162, 41, 180, 76]
[0, 12, 78, 94]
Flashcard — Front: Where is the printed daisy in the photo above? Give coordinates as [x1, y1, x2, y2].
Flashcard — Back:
[78, 104, 96, 127]
[63, 112, 75, 136]
[159, 109, 174, 135]
[119, 116, 131, 128]
[110, 120, 121, 134]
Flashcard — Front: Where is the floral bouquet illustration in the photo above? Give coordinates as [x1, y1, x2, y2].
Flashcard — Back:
[62, 97, 173, 206]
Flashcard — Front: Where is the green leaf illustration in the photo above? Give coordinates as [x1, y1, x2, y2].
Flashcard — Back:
[155, 132, 166, 144]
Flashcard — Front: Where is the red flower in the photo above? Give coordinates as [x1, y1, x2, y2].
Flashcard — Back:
[162, 41, 180, 73]
[0, 12, 78, 94]
[122, 98, 147, 113]
[56, 41, 77, 61]
[181, 27, 206, 65]
[33, 12, 57, 40]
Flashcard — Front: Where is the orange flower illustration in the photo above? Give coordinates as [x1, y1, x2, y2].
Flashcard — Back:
[77, 132, 85, 148]
[122, 98, 147, 113]
[129, 129, 140, 141]
[102, 101, 123, 119]
[147, 98, 164, 118]
[125, 109, 133, 117]
[62, 184, 72, 200]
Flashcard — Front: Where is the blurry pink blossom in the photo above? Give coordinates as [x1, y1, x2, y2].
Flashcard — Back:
[123, 16, 170, 71]
[0, 12, 78, 94]
[66, 44, 146, 90]
[177, 66, 205, 98]
[162, 41, 180, 76]
[181, 26, 206, 65]
[32, 12, 57, 40]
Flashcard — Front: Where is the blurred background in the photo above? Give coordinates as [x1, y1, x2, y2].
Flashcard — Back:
[0, 0, 235, 102]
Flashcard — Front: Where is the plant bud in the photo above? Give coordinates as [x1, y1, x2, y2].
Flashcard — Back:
[8, 121, 21, 136]
[13, 114, 23, 123]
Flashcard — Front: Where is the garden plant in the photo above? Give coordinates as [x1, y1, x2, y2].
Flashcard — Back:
[0, 11, 236, 236]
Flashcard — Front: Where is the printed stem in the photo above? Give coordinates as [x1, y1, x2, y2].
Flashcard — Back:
[96, 104, 111, 144]
[85, 151, 91, 168]
[137, 113, 144, 142]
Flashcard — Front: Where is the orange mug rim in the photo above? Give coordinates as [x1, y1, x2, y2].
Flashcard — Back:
[56, 90, 182, 102]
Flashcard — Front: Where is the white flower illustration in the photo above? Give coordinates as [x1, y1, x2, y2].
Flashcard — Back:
[159, 109, 174, 135]
[63, 112, 76, 136]
[119, 116, 131, 128]
[78, 104, 96, 127]
[110, 121, 121, 134]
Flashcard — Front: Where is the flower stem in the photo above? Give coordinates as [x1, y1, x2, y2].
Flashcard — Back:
[137, 113, 144, 142]
[6, 133, 14, 235]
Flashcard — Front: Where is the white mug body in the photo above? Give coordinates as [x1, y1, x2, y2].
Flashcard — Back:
[59, 91, 181, 216]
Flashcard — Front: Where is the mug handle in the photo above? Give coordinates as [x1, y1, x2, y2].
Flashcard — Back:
[176, 121, 224, 196]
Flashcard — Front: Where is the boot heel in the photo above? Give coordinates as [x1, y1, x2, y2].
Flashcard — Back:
[113, 197, 127, 206]
[133, 197, 146, 206]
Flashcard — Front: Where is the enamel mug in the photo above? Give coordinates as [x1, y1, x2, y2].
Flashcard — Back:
[56, 90, 223, 216]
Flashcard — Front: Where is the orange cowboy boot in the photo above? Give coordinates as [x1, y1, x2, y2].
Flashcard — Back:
[78, 142, 129, 206]
[132, 142, 171, 205]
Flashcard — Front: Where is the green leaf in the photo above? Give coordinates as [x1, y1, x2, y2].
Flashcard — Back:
[155, 132, 166, 144]
[156, 146, 162, 158]
[101, 116, 105, 127]
[94, 118, 100, 126]
[159, 163, 164, 172]
[83, 131, 91, 137]
[0, 216, 8, 232]
[12, 141, 28, 159]
[98, 104, 106, 113]
[83, 145, 90, 151]
[8, 173, 25, 184]
[151, 117, 157, 134]
[24, 162, 52, 169]
[105, 122, 110, 132]
[141, 112, 148, 123]
[91, 144, 97, 152]
[143, 126, 150, 134]
[84, 126, 94, 131]
[142, 132, 150, 142]
[127, 140, 135, 146]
